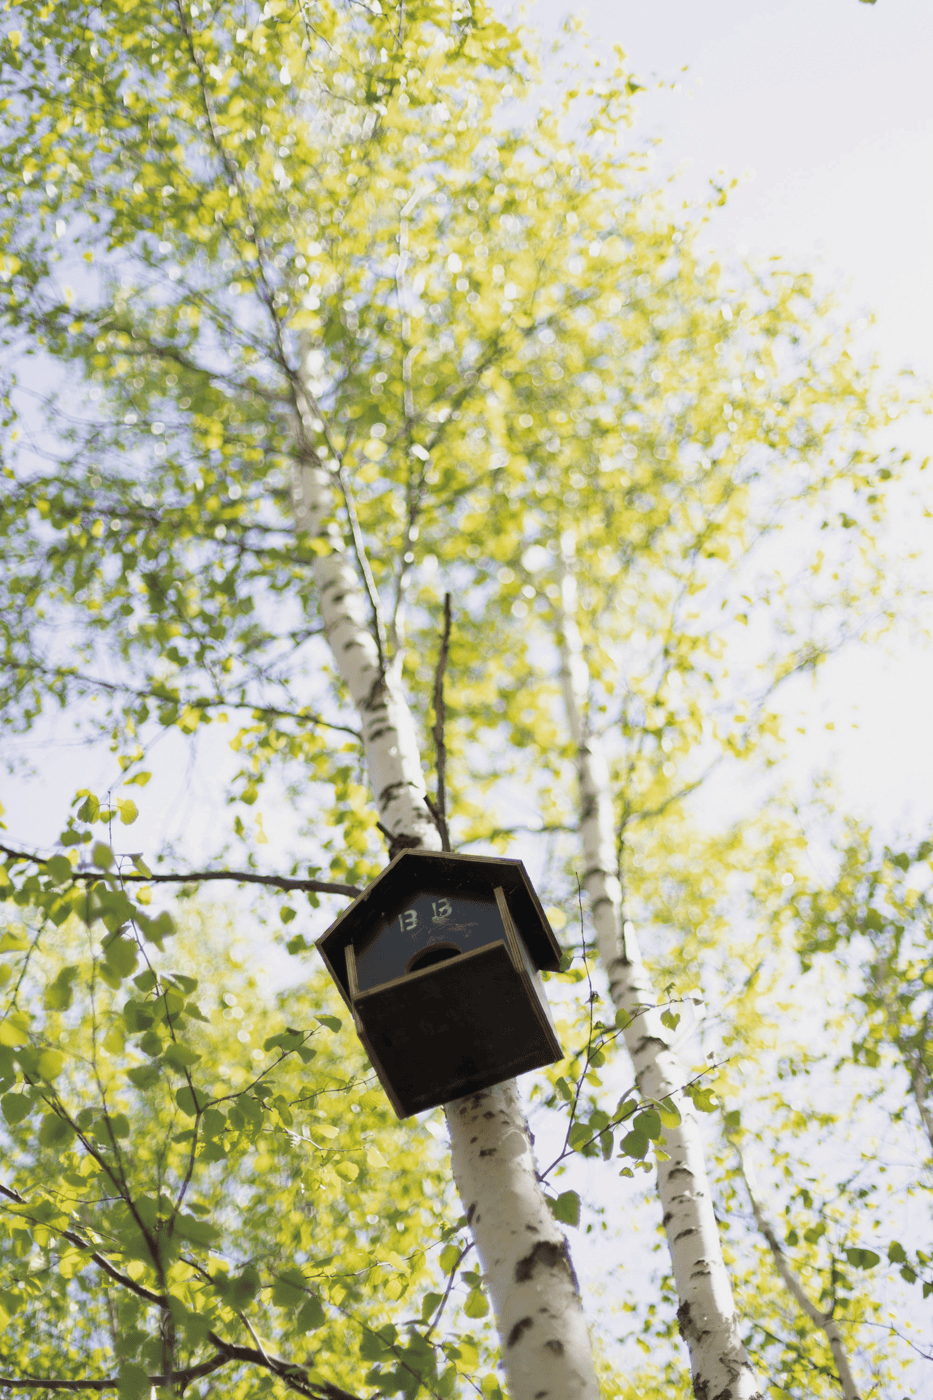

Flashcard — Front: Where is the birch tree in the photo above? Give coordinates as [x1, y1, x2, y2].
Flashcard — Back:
[291, 365, 599, 1400]
[555, 557, 761, 1400]
[0, 0, 921, 1395]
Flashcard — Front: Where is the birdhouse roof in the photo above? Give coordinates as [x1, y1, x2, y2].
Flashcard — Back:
[317, 849, 563, 1006]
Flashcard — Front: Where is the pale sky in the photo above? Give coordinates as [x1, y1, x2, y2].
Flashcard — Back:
[523, 0, 933, 842]
[6, 1, 931, 856]
[529, 0, 933, 378]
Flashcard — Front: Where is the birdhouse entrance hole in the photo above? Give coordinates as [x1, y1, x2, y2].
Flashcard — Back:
[406, 942, 461, 973]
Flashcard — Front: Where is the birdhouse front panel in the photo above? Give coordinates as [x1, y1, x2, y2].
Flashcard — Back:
[353, 890, 506, 991]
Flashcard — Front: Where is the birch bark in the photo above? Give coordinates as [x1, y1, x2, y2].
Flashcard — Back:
[557, 560, 762, 1400]
[292, 358, 599, 1400]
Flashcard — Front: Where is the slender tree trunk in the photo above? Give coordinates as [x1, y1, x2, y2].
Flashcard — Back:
[870, 965, 933, 1156]
[291, 361, 599, 1400]
[733, 1143, 862, 1400]
[557, 559, 762, 1400]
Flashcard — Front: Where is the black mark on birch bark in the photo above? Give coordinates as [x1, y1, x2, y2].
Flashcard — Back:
[506, 1317, 533, 1348]
[515, 1239, 579, 1293]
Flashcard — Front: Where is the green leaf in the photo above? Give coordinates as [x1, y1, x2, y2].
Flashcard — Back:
[117, 1363, 151, 1400]
[116, 798, 139, 825]
[36, 1049, 64, 1080]
[296, 1295, 326, 1332]
[684, 1083, 718, 1114]
[103, 934, 138, 980]
[232, 1265, 261, 1303]
[464, 1287, 489, 1319]
[175, 1213, 220, 1247]
[44, 855, 74, 886]
[175, 1085, 204, 1118]
[315, 1015, 342, 1033]
[619, 1128, 649, 1160]
[44, 965, 79, 1010]
[38, 1112, 76, 1147]
[634, 1110, 662, 1141]
[76, 794, 100, 824]
[162, 1042, 202, 1069]
[1, 1092, 32, 1125]
[420, 1290, 443, 1323]
[127, 1063, 160, 1090]
[92, 842, 114, 870]
[653, 1097, 682, 1129]
[548, 1190, 580, 1228]
[844, 1247, 881, 1269]
[439, 1244, 461, 1275]
[0, 1015, 30, 1047]
[271, 1268, 308, 1307]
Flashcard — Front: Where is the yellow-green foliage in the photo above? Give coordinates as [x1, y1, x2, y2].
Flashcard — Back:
[0, 1, 925, 1397]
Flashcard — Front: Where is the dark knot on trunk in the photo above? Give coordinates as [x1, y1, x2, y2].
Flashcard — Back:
[376, 823, 424, 860]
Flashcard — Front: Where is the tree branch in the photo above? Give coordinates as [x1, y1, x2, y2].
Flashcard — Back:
[0, 1182, 164, 1307]
[206, 1333, 364, 1400]
[731, 1138, 862, 1400]
[332, 459, 390, 674]
[426, 592, 452, 851]
[0, 1353, 229, 1392]
[0, 845, 360, 899]
[16, 663, 362, 741]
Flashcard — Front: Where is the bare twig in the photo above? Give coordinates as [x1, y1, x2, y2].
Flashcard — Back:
[332, 459, 390, 673]
[731, 1137, 862, 1400]
[0, 1182, 163, 1308]
[0, 1355, 228, 1392]
[0, 844, 360, 899]
[427, 593, 452, 851]
[15, 663, 362, 740]
[423, 1239, 474, 1342]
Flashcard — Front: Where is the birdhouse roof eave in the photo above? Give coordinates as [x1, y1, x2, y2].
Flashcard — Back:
[315, 849, 562, 975]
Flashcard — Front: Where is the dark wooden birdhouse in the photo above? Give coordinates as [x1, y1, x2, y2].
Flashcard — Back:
[316, 850, 564, 1118]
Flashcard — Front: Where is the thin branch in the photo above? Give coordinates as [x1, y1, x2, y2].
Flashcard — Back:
[427, 593, 452, 851]
[0, 845, 360, 899]
[423, 1239, 474, 1342]
[332, 458, 389, 672]
[731, 1137, 862, 1400]
[18, 664, 362, 741]
[0, 1182, 163, 1307]
[205, 1332, 364, 1400]
[0, 1354, 228, 1392]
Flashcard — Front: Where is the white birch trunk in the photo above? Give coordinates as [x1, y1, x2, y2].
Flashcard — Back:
[292, 355, 599, 1400]
[557, 561, 762, 1400]
[735, 1145, 861, 1400]
[447, 1083, 600, 1400]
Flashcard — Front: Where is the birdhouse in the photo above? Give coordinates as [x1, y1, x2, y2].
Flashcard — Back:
[316, 850, 564, 1118]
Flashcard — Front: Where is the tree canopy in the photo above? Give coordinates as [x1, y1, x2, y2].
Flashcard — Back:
[0, 2, 929, 1397]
